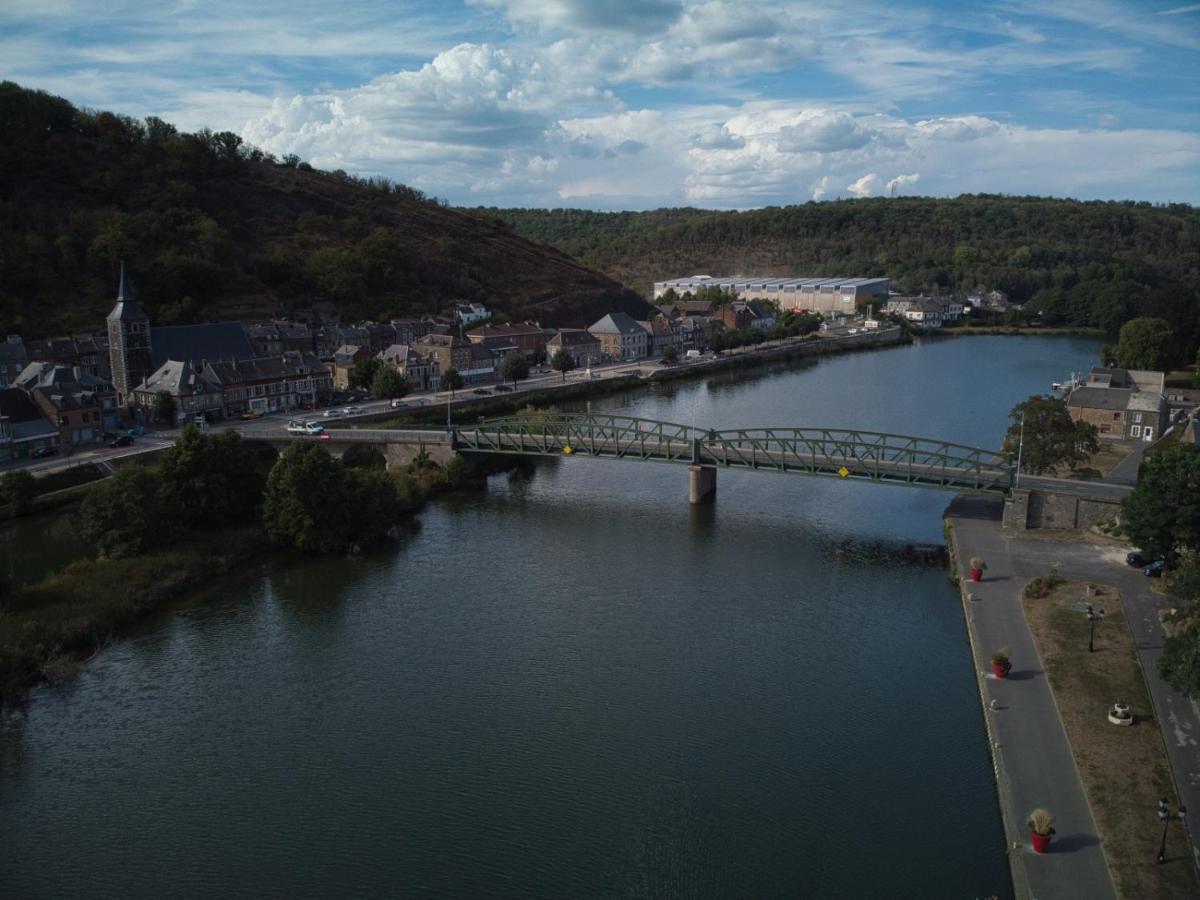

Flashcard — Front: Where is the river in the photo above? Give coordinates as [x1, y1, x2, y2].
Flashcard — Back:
[0, 336, 1100, 898]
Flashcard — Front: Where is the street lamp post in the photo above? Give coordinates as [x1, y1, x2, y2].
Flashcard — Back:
[1157, 797, 1187, 864]
[1086, 603, 1105, 653]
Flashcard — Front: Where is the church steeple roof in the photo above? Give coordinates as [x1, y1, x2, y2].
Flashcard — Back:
[108, 261, 149, 322]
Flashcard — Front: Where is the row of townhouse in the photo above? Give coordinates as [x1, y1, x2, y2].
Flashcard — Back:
[0, 333, 112, 388]
[0, 361, 121, 459]
[131, 352, 333, 424]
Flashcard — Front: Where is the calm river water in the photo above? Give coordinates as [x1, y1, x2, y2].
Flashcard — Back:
[1, 336, 1099, 898]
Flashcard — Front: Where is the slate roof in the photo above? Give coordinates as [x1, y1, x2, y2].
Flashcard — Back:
[202, 353, 325, 386]
[135, 360, 213, 398]
[1068, 387, 1131, 411]
[107, 262, 150, 323]
[150, 323, 254, 368]
[379, 344, 430, 367]
[549, 329, 599, 347]
[468, 322, 542, 339]
[589, 312, 642, 335]
[0, 388, 45, 422]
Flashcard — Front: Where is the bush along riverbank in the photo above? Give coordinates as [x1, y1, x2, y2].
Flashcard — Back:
[0, 426, 501, 704]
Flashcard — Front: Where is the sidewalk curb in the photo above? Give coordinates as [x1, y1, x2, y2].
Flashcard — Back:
[946, 518, 1032, 900]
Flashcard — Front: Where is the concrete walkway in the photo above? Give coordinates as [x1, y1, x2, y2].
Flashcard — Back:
[947, 496, 1116, 900]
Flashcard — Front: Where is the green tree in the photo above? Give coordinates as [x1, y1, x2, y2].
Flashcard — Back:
[1, 469, 38, 516]
[1193, 348, 1200, 390]
[660, 345, 679, 365]
[1158, 625, 1200, 699]
[262, 443, 353, 553]
[1122, 443, 1200, 560]
[1115, 317, 1175, 371]
[153, 390, 176, 424]
[81, 465, 164, 558]
[158, 425, 267, 529]
[345, 467, 402, 544]
[550, 347, 576, 382]
[440, 367, 463, 397]
[371, 365, 410, 400]
[500, 350, 529, 385]
[1002, 395, 1100, 476]
[351, 356, 382, 392]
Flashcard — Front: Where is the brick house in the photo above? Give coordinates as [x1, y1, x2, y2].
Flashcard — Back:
[379, 344, 438, 391]
[203, 353, 331, 416]
[331, 344, 370, 390]
[1067, 367, 1168, 442]
[546, 329, 601, 367]
[15, 362, 119, 442]
[466, 322, 547, 361]
[588, 312, 649, 361]
[0, 388, 58, 460]
[132, 360, 225, 425]
[414, 333, 474, 378]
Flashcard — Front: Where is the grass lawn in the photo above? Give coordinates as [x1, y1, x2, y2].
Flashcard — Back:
[1077, 442, 1135, 478]
[1022, 580, 1197, 899]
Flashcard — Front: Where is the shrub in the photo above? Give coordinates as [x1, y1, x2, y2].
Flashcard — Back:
[1024, 573, 1064, 598]
[1027, 808, 1055, 835]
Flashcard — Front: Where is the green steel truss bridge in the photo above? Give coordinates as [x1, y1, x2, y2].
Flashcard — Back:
[453, 413, 1014, 494]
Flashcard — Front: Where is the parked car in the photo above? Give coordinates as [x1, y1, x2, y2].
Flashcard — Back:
[390, 399, 408, 408]
[31, 446, 58, 458]
[1126, 551, 1146, 568]
[495, 384, 513, 393]
[127, 426, 144, 436]
[110, 435, 134, 448]
[286, 420, 324, 435]
[240, 409, 265, 420]
[1144, 560, 1166, 577]
[323, 408, 346, 418]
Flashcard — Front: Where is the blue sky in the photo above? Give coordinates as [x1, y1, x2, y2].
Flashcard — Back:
[2, 0, 1198, 208]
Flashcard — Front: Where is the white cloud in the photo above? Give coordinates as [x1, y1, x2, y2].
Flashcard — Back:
[778, 111, 873, 153]
[886, 173, 920, 194]
[470, 0, 684, 33]
[846, 173, 882, 197]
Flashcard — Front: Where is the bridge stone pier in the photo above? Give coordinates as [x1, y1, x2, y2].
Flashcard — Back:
[688, 465, 717, 504]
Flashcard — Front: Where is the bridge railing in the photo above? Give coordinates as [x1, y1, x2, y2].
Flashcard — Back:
[458, 414, 699, 462]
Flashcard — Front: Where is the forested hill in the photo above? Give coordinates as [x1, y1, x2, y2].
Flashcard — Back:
[482, 198, 1200, 338]
[0, 82, 649, 337]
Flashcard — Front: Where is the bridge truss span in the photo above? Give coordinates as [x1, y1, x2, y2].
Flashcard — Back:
[456, 414, 1014, 493]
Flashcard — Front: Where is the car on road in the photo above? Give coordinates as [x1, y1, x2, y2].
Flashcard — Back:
[31, 446, 58, 458]
[390, 399, 408, 408]
[1126, 551, 1146, 568]
[286, 420, 324, 435]
[1143, 560, 1166, 577]
[342, 405, 362, 415]
[127, 426, 144, 436]
[323, 408, 346, 418]
[240, 409, 265, 420]
[110, 434, 134, 448]
[495, 384, 513, 393]
[472, 388, 490, 395]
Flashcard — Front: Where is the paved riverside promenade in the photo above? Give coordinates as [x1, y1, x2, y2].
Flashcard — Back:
[946, 495, 1116, 900]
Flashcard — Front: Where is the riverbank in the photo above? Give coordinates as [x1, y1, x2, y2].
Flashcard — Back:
[382, 326, 906, 427]
[935, 326, 1105, 338]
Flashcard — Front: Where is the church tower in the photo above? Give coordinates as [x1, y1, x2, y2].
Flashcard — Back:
[107, 262, 154, 403]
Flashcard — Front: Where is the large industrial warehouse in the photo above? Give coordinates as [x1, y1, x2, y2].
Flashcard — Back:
[652, 275, 890, 315]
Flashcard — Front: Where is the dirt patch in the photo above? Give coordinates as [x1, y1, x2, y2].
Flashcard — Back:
[1021, 580, 1197, 898]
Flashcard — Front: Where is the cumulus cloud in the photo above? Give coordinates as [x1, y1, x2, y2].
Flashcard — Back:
[778, 111, 873, 153]
[886, 172, 920, 194]
[846, 173, 882, 197]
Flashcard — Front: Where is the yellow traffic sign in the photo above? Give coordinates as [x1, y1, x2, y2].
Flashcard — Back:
[838, 466, 850, 478]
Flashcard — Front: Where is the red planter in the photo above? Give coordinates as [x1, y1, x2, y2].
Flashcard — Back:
[993, 661, 1011, 679]
[1030, 830, 1053, 853]
[970, 569, 983, 582]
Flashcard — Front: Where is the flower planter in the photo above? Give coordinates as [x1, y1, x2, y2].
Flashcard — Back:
[993, 661, 1011, 679]
[1030, 830, 1053, 853]
[970, 568, 983, 582]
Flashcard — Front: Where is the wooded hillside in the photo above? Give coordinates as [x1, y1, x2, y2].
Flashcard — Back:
[0, 82, 649, 337]
[482, 198, 1200, 348]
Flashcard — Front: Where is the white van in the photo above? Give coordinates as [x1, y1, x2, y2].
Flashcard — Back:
[685, 349, 703, 359]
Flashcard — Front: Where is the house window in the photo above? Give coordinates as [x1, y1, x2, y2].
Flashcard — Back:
[1100, 424, 1111, 433]
[1130, 425, 1141, 438]
[1133, 412, 1143, 423]
[1112, 412, 1121, 420]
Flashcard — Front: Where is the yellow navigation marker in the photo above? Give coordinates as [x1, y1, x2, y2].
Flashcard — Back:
[563, 445, 574, 455]
[838, 465, 850, 478]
